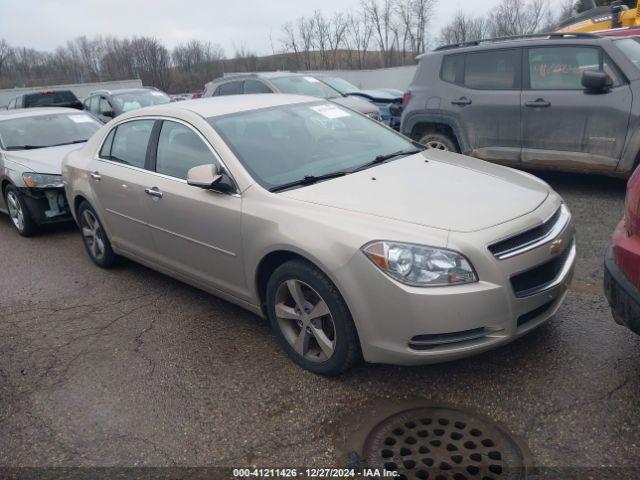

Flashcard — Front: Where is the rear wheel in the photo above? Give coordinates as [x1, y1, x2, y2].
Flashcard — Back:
[77, 201, 117, 268]
[266, 260, 360, 375]
[418, 132, 459, 152]
[4, 185, 38, 237]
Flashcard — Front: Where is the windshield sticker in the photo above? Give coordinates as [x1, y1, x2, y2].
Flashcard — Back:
[68, 115, 95, 123]
[310, 105, 350, 119]
[304, 76, 321, 83]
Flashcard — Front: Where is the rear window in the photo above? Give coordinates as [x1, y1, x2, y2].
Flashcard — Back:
[216, 82, 243, 96]
[440, 54, 464, 84]
[464, 49, 521, 90]
[24, 91, 80, 108]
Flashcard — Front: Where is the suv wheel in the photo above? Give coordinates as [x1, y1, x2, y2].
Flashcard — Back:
[419, 132, 459, 152]
[266, 260, 360, 376]
[4, 185, 38, 237]
[77, 201, 117, 268]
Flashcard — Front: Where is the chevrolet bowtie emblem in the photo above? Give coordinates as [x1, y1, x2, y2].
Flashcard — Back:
[549, 239, 563, 254]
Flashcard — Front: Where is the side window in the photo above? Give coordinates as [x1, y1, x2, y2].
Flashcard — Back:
[243, 80, 272, 94]
[440, 54, 464, 84]
[528, 46, 620, 90]
[88, 96, 99, 113]
[155, 121, 218, 180]
[7, 98, 15, 109]
[216, 82, 243, 96]
[464, 49, 521, 90]
[99, 128, 116, 158]
[99, 97, 112, 114]
[107, 120, 154, 168]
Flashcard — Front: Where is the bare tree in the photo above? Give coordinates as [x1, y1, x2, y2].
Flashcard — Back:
[344, 12, 373, 69]
[362, 0, 399, 67]
[488, 0, 550, 37]
[438, 11, 489, 46]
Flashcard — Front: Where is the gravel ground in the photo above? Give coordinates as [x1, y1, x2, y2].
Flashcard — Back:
[0, 171, 638, 474]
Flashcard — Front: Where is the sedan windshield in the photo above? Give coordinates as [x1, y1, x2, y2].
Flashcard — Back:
[209, 101, 416, 191]
[270, 76, 342, 99]
[615, 38, 640, 70]
[0, 112, 101, 150]
[112, 90, 170, 112]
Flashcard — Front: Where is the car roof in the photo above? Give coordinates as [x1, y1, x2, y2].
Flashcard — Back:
[0, 107, 86, 120]
[210, 72, 309, 84]
[117, 94, 321, 119]
[429, 33, 614, 56]
[90, 88, 161, 96]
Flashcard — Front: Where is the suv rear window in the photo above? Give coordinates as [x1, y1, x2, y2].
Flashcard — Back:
[441, 55, 464, 84]
[464, 49, 521, 90]
[24, 91, 80, 108]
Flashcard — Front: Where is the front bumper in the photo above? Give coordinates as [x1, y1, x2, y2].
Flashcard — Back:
[604, 227, 640, 335]
[336, 205, 576, 365]
[18, 187, 72, 225]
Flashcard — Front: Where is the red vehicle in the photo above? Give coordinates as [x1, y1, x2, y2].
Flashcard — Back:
[604, 167, 640, 335]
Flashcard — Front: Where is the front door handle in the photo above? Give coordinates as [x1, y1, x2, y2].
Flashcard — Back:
[144, 187, 163, 199]
[525, 98, 551, 108]
[451, 97, 472, 106]
[90, 171, 101, 181]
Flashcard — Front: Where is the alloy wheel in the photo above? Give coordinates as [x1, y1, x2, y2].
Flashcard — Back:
[6, 191, 25, 232]
[80, 209, 106, 261]
[274, 279, 336, 362]
[425, 140, 449, 151]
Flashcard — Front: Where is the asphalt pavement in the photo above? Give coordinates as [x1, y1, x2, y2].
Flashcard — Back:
[0, 171, 638, 474]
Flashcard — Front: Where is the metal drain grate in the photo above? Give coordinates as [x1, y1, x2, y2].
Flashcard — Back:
[361, 407, 528, 480]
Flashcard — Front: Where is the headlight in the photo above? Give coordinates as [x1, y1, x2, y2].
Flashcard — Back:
[22, 173, 64, 189]
[362, 241, 478, 287]
[366, 111, 382, 122]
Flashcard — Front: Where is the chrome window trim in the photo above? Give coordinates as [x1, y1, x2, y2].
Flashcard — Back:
[491, 204, 571, 260]
[95, 115, 241, 196]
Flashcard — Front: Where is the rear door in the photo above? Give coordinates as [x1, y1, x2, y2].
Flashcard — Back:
[142, 119, 246, 298]
[521, 45, 632, 171]
[89, 119, 157, 260]
[444, 48, 523, 162]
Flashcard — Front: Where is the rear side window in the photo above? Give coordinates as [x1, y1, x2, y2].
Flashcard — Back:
[100, 129, 116, 158]
[216, 82, 243, 96]
[155, 121, 218, 179]
[441, 54, 464, 84]
[24, 91, 79, 108]
[243, 80, 271, 94]
[464, 49, 521, 90]
[104, 120, 154, 168]
[528, 46, 622, 90]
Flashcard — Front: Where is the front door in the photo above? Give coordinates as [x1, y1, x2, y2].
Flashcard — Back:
[89, 119, 156, 259]
[142, 120, 246, 299]
[521, 45, 632, 171]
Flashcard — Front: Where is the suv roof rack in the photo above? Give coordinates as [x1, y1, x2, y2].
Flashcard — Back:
[434, 32, 602, 52]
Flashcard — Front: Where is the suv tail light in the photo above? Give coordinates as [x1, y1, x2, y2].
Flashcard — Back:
[625, 167, 640, 235]
[402, 91, 411, 106]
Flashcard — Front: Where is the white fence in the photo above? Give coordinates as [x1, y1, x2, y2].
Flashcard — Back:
[306, 65, 417, 91]
[0, 79, 143, 107]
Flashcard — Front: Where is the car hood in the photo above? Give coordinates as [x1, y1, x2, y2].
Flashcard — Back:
[4, 143, 86, 175]
[351, 90, 402, 102]
[281, 150, 550, 233]
[330, 96, 379, 115]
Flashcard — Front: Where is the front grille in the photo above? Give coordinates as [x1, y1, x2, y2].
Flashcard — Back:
[489, 207, 562, 258]
[517, 300, 555, 327]
[510, 240, 574, 298]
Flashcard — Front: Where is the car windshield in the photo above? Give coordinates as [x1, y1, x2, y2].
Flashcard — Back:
[209, 101, 415, 190]
[615, 38, 640, 70]
[321, 77, 360, 94]
[0, 112, 101, 150]
[112, 90, 170, 112]
[270, 76, 342, 99]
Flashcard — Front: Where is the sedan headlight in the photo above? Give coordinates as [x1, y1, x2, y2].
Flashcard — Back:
[366, 111, 382, 122]
[22, 173, 64, 189]
[362, 241, 478, 287]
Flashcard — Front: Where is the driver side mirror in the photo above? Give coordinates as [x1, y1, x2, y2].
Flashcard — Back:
[582, 70, 613, 93]
[187, 164, 235, 193]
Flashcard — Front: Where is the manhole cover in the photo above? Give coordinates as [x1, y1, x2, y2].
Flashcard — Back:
[361, 407, 529, 480]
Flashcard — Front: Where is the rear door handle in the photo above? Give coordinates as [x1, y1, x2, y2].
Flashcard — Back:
[525, 99, 551, 108]
[451, 97, 472, 106]
[144, 187, 163, 199]
[90, 171, 101, 181]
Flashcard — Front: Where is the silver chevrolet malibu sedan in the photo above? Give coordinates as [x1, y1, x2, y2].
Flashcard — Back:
[62, 94, 576, 375]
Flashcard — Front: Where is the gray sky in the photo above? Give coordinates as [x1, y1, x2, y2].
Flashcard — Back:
[0, 0, 496, 55]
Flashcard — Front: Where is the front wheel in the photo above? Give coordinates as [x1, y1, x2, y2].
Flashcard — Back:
[266, 260, 361, 376]
[4, 185, 38, 237]
[77, 201, 117, 268]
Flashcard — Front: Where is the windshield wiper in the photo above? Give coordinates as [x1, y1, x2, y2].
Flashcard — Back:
[269, 171, 348, 192]
[5, 145, 48, 150]
[350, 147, 424, 173]
[47, 140, 87, 147]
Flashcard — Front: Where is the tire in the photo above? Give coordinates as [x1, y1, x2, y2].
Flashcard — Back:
[77, 201, 117, 268]
[266, 259, 361, 376]
[418, 132, 459, 153]
[4, 185, 38, 237]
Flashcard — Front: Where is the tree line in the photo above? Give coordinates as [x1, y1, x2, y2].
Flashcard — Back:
[0, 0, 596, 93]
